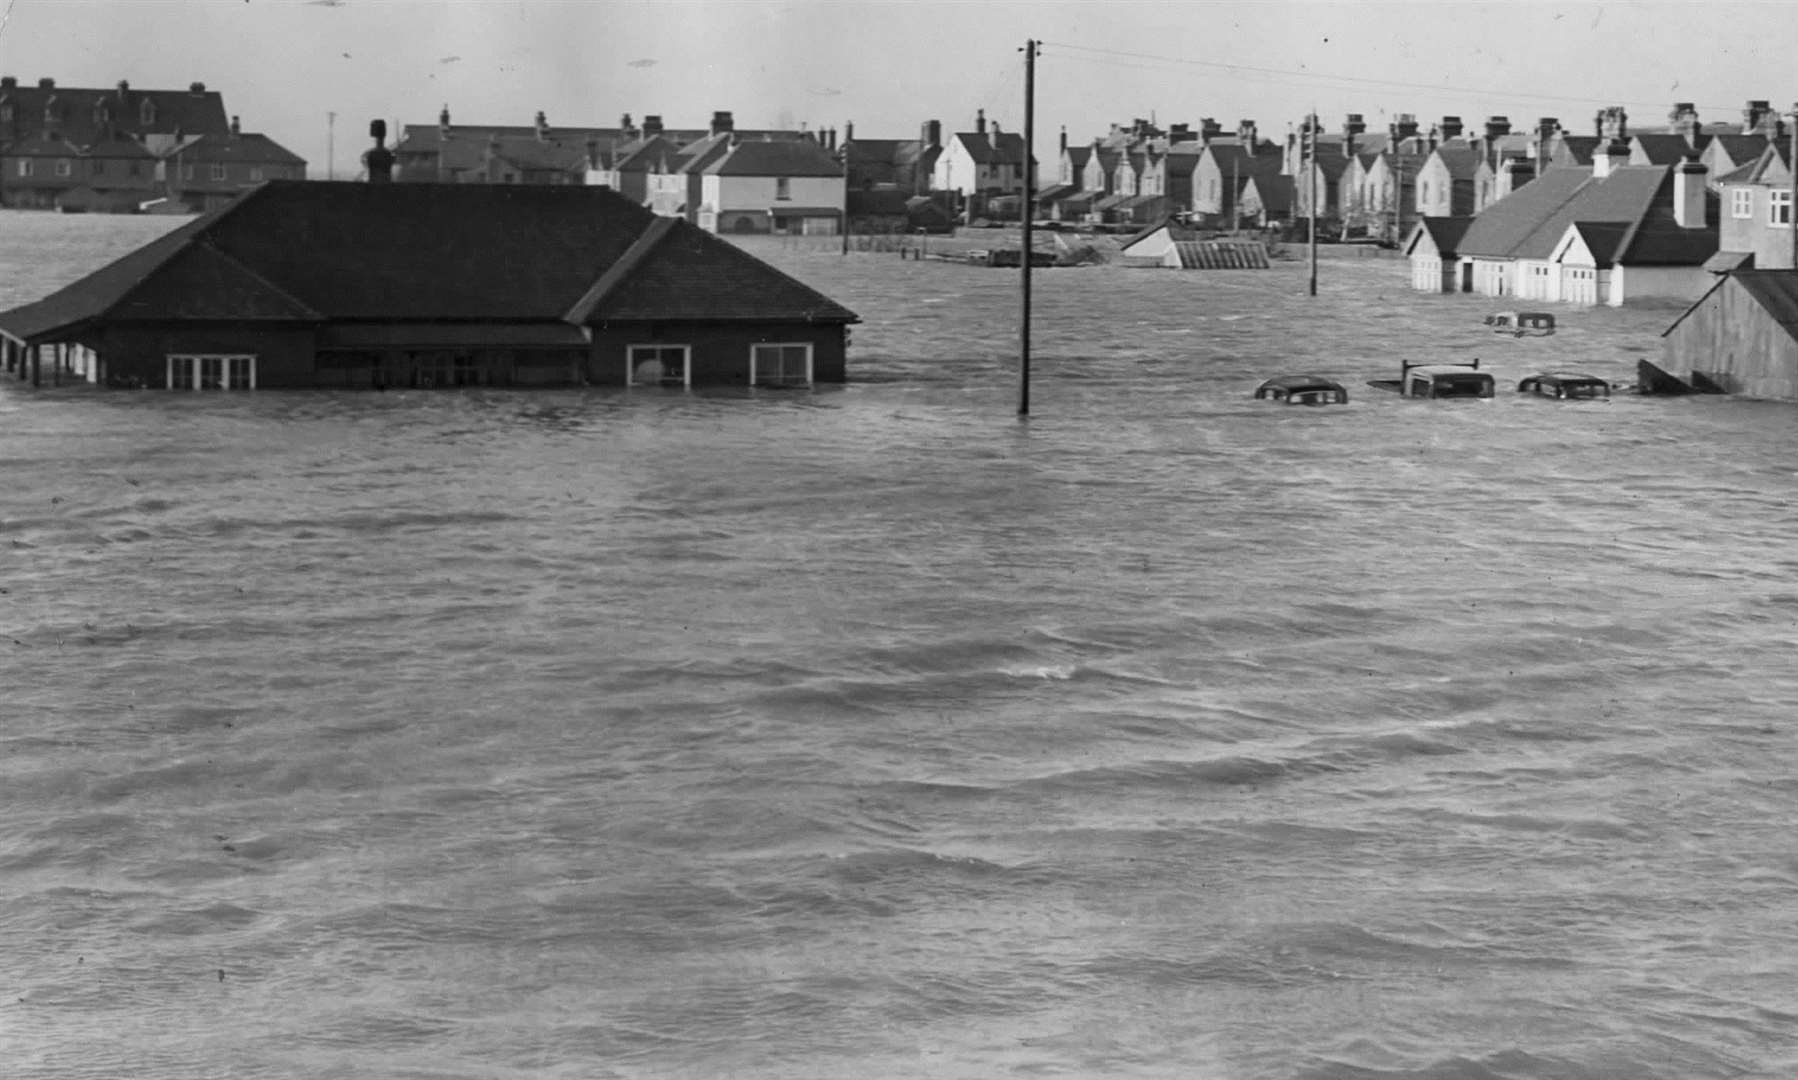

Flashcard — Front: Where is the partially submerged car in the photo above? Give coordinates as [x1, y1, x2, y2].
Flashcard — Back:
[1484, 311, 1557, 337]
[1517, 371, 1611, 399]
[1368, 360, 1496, 399]
[1253, 375, 1349, 405]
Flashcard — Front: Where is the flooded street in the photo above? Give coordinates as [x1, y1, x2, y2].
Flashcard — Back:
[2, 211, 1795, 1080]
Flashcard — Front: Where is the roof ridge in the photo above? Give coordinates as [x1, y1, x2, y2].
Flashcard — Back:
[562, 214, 678, 324]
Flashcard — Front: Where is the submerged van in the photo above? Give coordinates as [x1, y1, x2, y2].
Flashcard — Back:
[1484, 311, 1557, 337]
[1368, 360, 1496, 399]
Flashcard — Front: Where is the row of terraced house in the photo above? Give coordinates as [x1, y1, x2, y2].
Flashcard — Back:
[0, 76, 305, 213]
[1404, 99, 1794, 307]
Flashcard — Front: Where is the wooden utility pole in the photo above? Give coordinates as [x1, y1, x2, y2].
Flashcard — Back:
[327, 111, 336, 181]
[1019, 39, 1038, 416]
[1307, 111, 1318, 296]
[1789, 104, 1797, 269]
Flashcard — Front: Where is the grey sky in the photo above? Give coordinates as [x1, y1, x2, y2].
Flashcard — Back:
[0, 0, 1786, 176]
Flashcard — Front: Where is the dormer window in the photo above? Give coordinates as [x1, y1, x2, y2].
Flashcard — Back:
[140, 99, 156, 126]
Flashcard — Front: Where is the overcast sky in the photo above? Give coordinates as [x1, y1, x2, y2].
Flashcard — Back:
[0, 0, 1790, 177]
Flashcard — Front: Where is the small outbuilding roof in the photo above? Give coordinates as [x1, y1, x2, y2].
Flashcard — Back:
[1662, 270, 1798, 339]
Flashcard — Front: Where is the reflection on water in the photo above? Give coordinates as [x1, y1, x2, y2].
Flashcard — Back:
[2, 218, 1796, 1080]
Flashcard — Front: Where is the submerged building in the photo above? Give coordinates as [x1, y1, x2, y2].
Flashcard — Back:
[0, 177, 859, 390]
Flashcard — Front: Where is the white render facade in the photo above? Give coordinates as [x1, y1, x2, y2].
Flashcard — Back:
[697, 174, 842, 235]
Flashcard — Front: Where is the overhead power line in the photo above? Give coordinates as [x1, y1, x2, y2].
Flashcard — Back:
[1036, 40, 1770, 118]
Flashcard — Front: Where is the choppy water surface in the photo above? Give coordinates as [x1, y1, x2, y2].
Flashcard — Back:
[3, 213, 1796, 1079]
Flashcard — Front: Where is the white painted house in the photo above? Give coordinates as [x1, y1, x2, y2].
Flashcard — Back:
[695, 137, 845, 235]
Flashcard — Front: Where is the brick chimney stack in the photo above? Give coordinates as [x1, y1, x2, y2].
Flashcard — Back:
[363, 119, 394, 182]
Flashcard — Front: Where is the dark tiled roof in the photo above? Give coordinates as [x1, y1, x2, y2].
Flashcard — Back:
[0, 182, 857, 342]
[85, 135, 156, 159]
[586, 220, 857, 323]
[1246, 174, 1293, 214]
[1429, 145, 1480, 180]
[1456, 167, 1592, 256]
[1065, 145, 1092, 171]
[1633, 134, 1701, 165]
[1663, 270, 1798, 339]
[1407, 215, 1474, 256]
[179, 131, 306, 166]
[1615, 180, 1720, 265]
[0, 82, 230, 148]
[1553, 136, 1600, 166]
[953, 130, 1029, 166]
[1709, 134, 1768, 168]
[705, 138, 842, 177]
[1566, 221, 1634, 267]
[1724, 271, 1798, 334]
[4, 134, 82, 157]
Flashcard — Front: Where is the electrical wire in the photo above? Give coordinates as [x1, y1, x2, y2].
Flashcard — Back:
[1038, 40, 1772, 121]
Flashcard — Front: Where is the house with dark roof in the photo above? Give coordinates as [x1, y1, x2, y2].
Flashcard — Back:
[930, 110, 1032, 220]
[840, 119, 939, 197]
[0, 179, 858, 390]
[1403, 216, 1475, 292]
[0, 76, 236, 209]
[695, 136, 844, 235]
[162, 117, 307, 211]
[1433, 145, 1718, 306]
[1191, 137, 1283, 227]
[1545, 159, 1717, 305]
[1657, 270, 1798, 399]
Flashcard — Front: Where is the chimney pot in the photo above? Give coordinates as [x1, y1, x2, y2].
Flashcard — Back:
[37, 77, 54, 89]
[364, 119, 395, 182]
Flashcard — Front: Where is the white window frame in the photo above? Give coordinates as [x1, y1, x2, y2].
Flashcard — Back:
[166, 353, 256, 391]
[625, 344, 690, 387]
[750, 342, 813, 387]
[1770, 189, 1792, 228]
[210, 163, 227, 181]
[1731, 187, 1754, 219]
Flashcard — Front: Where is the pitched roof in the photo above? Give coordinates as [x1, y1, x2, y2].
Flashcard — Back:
[952, 130, 1029, 166]
[0, 181, 857, 343]
[179, 131, 306, 167]
[84, 135, 156, 160]
[1633, 134, 1702, 165]
[1663, 270, 1798, 339]
[1708, 133, 1768, 166]
[1428, 145, 1480, 180]
[1065, 145, 1092, 171]
[704, 138, 842, 177]
[1552, 135, 1600, 166]
[3, 134, 83, 158]
[0, 81, 230, 148]
[1407, 215, 1474, 256]
[1456, 167, 1593, 256]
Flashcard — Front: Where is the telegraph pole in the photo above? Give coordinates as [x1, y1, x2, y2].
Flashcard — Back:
[1019, 39, 1038, 416]
[1307, 109, 1318, 296]
[327, 111, 336, 181]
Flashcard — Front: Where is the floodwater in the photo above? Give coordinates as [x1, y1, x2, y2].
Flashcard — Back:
[2, 211, 1796, 1080]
